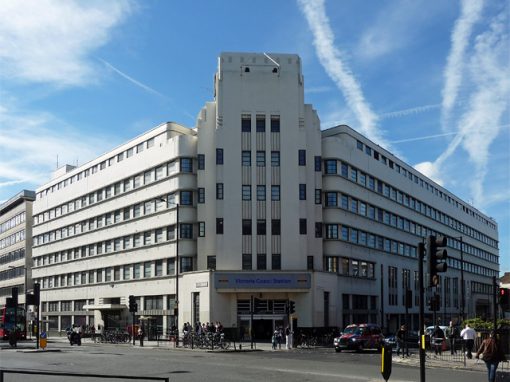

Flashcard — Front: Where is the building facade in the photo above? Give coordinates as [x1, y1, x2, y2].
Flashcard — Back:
[31, 52, 499, 337]
[0, 190, 35, 309]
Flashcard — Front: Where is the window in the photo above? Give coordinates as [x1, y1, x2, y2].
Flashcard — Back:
[144, 262, 151, 278]
[180, 224, 193, 239]
[272, 219, 281, 235]
[270, 115, 280, 132]
[257, 253, 267, 270]
[180, 191, 192, 205]
[147, 137, 155, 148]
[144, 170, 153, 184]
[315, 189, 322, 204]
[207, 256, 216, 270]
[242, 185, 251, 201]
[299, 184, 306, 200]
[307, 256, 314, 270]
[216, 183, 224, 200]
[271, 151, 280, 167]
[271, 185, 280, 201]
[134, 263, 141, 279]
[155, 228, 163, 243]
[256, 151, 265, 167]
[180, 257, 193, 272]
[315, 156, 322, 171]
[315, 222, 323, 238]
[256, 115, 265, 132]
[256, 185, 266, 201]
[167, 258, 175, 275]
[242, 151, 251, 166]
[257, 219, 266, 235]
[216, 218, 224, 234]
[298, 150, 306, 166]
[242, 219, 252, 235]
[144, 231, 152, 245]
[216, 148, 223, 165]
[326, 192, 337, 206]
[198, 222, 205, 237]
[326, 224, 338, 239]
[357, 140, 363, 150]
[198, 188, 205, 203]
[180, 158, 192, 173]
[325, 160, 337, 174]
[242, 254, 252, 270]
[126, 147, 134, 158]
[241, 114, 251, 132]
[198, 154, 205, 170]
[117, 152, 124, 162]
[299, 218, 307, 234]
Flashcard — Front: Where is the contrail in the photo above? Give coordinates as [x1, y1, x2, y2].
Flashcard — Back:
[390, 132, 457, 144]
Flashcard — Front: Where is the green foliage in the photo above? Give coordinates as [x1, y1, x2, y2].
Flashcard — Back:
[463, 318, 510, 330]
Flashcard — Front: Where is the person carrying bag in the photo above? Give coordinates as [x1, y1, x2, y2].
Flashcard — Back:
[476, 331, 507, 382]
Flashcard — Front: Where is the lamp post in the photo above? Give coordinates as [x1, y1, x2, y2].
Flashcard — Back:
[158, 198, 179, 334]
[457, 237, 465, 323]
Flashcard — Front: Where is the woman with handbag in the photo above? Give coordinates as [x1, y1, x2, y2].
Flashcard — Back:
[476, 331, 507, 382]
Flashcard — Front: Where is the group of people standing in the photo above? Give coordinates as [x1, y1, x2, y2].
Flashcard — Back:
[182, 321, 223, 336]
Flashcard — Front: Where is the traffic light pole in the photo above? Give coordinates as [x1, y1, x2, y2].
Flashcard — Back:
[418, 242, 426, 382]
[493, 276, 497, 331]
[132, 311, 136, 346]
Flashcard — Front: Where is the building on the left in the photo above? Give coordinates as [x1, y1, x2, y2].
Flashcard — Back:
[0, 190, 35, 310]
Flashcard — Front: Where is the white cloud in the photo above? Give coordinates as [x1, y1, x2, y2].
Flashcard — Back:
[414, 161, 444, 186]
[297, 0, 390, 149]
[0, 0, 133, 87]
[380, 103, 441, 120]
[441, 0, 484, 127]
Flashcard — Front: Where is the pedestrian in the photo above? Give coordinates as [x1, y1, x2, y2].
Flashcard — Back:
[475, 331, 507, 382]
[460, 323, 476, 359]
[272, 330, 278, 350]
[277, 327, 283, 349]
[396, 325, 406, 357]
[447, 321, 458, 355]
[138, 326, 144, 347]
[285, 325, 293, 350]
[432, 325, 445, 355]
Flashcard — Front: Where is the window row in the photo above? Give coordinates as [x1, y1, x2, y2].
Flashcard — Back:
[324, 256, 375, 279]
[325, 191, 498, 264]
[0, 248, 25, 265]
[37, 136, 158, 200]
[34, 158, 193, 226]
[241, 253, 282, 271]
[0, 229, 25, 250]
[34, 192, 189, 247]
[324, 159, 498, 250]
[0, 211, 26, 234]
[0, 266, 25, 282]
[241, 114, 280, 133]
[355, 139, 496, 231]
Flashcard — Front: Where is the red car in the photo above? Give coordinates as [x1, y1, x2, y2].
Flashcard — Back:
[333, 324, 384, 352]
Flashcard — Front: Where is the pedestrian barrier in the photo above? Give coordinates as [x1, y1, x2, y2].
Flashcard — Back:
[0, 369, 169, 382]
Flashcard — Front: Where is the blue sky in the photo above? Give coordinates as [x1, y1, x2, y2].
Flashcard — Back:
[0, 0, 508, 272]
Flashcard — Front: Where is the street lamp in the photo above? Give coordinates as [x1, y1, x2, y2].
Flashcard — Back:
[158, 198, 179, 334]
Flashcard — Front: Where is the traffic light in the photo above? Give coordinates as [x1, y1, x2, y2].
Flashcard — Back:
[33, 283, 40, 305]
[129, 295, 138, 313]
[427, 235, 448, 287]
[288, 300, 296, 314]
[428, 293, 440, 311]
[499, 288, 510, 311]
[11, 287, 19, 307]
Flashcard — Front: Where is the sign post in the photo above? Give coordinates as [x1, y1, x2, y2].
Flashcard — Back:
[40, 331, 47, 350]
[381, 344, 392, 381]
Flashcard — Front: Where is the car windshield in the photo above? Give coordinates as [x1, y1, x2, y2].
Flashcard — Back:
[343, 327, 363, 335]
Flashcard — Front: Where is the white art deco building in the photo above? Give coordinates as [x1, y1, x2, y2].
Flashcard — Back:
[31, 52, 499, 337]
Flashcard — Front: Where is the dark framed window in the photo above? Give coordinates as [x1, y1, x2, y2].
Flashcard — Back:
[257, 219, 266, 235]
[256, 151, 265, 167]
[315, 222, 323, 238]
[242, 254, 252, 270]
[256, 185, 266, 201]
[242, 151, 251, 166]
[241, 114, 251, 132]
[298, 150, 306, 166]
[299, 184, 306, 200]
[180, 158, 192, 173]
[256, 115, 265, 132]
[272, 254, 281, 270]
[357, 140, 363, 150]
[315, 189, 322, 204]
[325, 159, 336, 174]
[307, 256, 314, 270]
[216, 183, 224, 200]
[270, 115, 280, 132]
[299, 218, 307, 234]
[207, 256, 216, 270]
[271, 151, 280, 167]
[242, 185, 251, 200]
[216, 218, 223, 234]
[341, 162, 348, 177]
[180, 223, 193, 239]
[315, 156, 322, 171]
[242, 219, 252, 235]
[271, 185, 280, 201]
[326, 192, 337, 206]
[180, 191, 193, 205]
[198, 154, 205, 170]
[216, 149, 224, 165]
[271, 219, 281, 235]
[257, 253, 267, 270]
[180, 257, 193, 272]
[198, 188, 205, 203]
[199, 222, 205, 237]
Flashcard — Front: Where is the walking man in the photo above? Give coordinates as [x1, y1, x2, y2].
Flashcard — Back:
[447, 321, 458, 355]
[460, 323, 476, 359]
[285, 325, 293, 349]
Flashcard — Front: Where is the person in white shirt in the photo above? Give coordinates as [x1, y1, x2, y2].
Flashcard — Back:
[460, 324, 476, 359]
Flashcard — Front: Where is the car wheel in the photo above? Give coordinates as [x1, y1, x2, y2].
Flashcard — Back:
[356, 343, 363, 352]
[335, 348, 341, 353]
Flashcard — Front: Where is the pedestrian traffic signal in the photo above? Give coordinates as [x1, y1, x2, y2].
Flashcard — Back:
[428, 293, 440, 311]
[427, 235, 448, 287]
[499, 288, 510, 311]
[129, 295, 138, 313]
[33, 282, 40, 305]
[289, 300, 296, 314]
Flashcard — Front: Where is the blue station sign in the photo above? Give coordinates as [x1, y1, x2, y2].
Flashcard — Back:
[214, 272, 311, 290]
